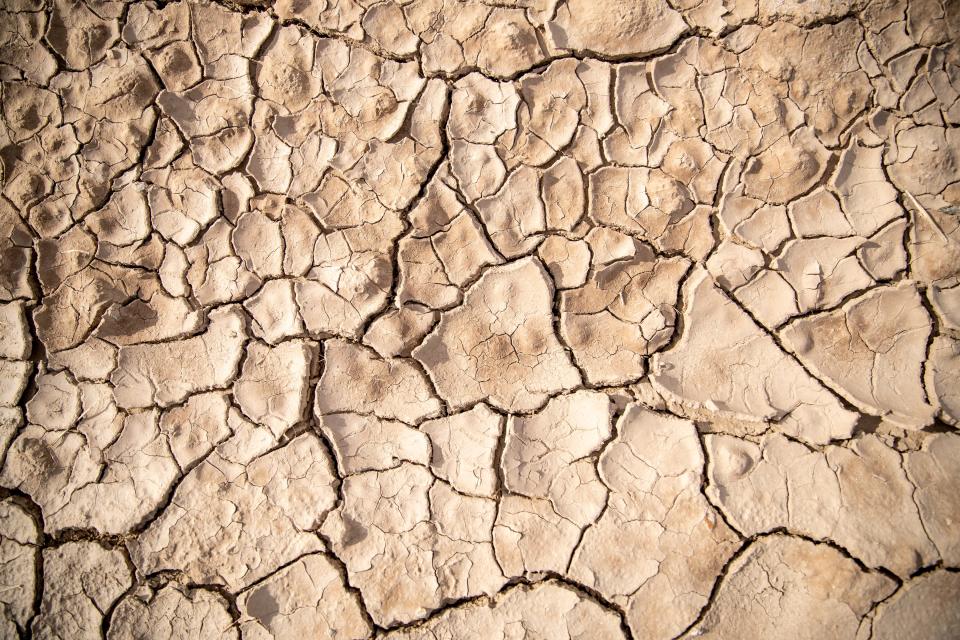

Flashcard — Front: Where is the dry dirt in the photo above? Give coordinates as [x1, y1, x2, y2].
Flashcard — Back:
[1, 0, 960, 638]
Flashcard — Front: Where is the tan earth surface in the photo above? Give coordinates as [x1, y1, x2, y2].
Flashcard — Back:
[1, 0, 959, 637]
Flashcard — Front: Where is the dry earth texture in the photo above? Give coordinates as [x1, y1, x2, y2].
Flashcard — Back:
[1, 0, 960, 638]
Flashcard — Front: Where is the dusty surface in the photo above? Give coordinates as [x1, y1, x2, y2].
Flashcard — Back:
[1, 0, 959, 637]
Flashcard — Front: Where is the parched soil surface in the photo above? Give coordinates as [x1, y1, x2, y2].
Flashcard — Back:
[1, 0, 959, 638]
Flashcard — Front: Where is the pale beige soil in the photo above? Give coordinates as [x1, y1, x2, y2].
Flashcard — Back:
[1, 0, 959, 638]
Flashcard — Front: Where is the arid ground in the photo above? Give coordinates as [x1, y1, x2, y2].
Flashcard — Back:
[1, 0, 959, 638]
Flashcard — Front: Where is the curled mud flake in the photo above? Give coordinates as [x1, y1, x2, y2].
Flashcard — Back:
[741, 128, 830, 205]
[569, 405, 739, 640]
[781, 284, 936, 430]
[32, 542, 133, 640]
[870, 570, 960, 640]
[46, 0, 120, 71]
[413, 257, 581, 413]
[110, 305, 247, 410]
[903, 433, 960, 565]
[651, 268, 857, 445]
[319, 411, 431, 474]
[131, 433, 338, 590]
[547, 0, 687, 58]
[316, 339, 442, 425]
[680, 536, 895, 640]
[0, 499, 39, 636]
[235, 339, 316, 437]
[421, 404, 502, 497]
[238, 554, 371, 640]
[108, 584, 237, 640]
[706, 433, 941, 577]
[560, 244, 690, 386]
[382, 580, 627, 640]
[322, 464, 506, 626]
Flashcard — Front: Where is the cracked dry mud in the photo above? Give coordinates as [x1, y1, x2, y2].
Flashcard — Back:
[1, 0, 959, 638]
